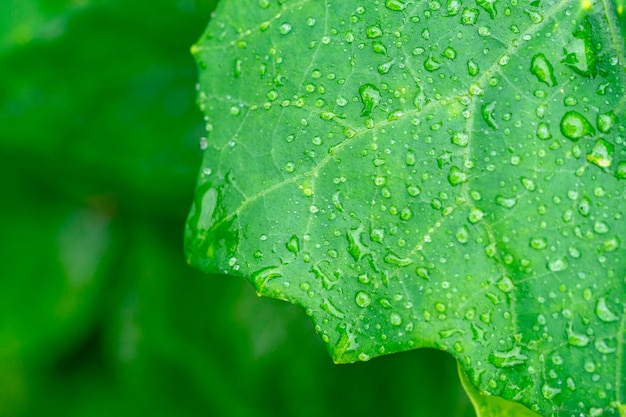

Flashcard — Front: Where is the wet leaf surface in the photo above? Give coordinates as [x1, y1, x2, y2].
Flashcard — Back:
[188, 1, 626, 416]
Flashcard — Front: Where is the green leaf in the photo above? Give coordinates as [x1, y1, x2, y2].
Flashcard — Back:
[459, 363, 543, 417]
[186, 1, 626, 416]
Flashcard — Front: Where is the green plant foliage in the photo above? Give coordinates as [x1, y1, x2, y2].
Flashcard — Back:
[187, 0, 626, 416]
[1, 1, 475, 416]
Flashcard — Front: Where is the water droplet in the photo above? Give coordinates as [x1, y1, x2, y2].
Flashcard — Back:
[542, 385, 561, 399]
[385, 0, 408, 11]
[586, 138, 614, 168]
[578, 196, 592, 217]
[400, 207, 414, 220]
[546, 255, 569, 272]
[451, 131, 469, 147]
[497, 277, 515, 293]
[529, 237, 547, 250]
[520, 177, 536, 191]
[384, 253, 414, 267]
[490, 346, 528, 367]
[390, 313, 403, 326]
[407, 184, 422, 197]
[424, 55, 442, 72]
[448, 166, 468, 186]
[443, 46, 457, 60]
[279, 23, 292, 35]
[536, 122, 552, 140]
[616, 162, 626, 180]
[359, 84, 381, 117]
[603, 236, 620, 252]
[467, 59, 480, 76]
[595, 297, 619, 322]
[468, 207, 484, 224]
[372, 41, 387, 55]
[355, 291, 372, 308]
[530, 53, 557, 87]
[482, 101, 499, 129]
[286, 235, 300, 254]
[525, 9, 544, 23]
[560, 111, 595, 141]
[456, 225, 470, 244]
[461, 8, 480, 25]
[347, 225, 370, 261]
[596, 111, 617, 133]
[377, 60, 394, 74]
[594, 338, 617, 354]
[495, 195, 516, 208]
[567, 323, 589, 347]
[366, 24, 383, 39]
[594, 220, 609, 234]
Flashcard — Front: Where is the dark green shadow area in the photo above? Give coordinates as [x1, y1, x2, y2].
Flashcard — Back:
[0, 1, 475, 415]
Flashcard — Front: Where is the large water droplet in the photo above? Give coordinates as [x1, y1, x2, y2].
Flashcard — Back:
[448, 166, 468, 186]
[482, 101, 499, 130]
[359, 84, 382, 117]
[595, 297, 619, 322]
[490, 346, 528, 368]
[586, 138, 614, 168]
[477, 0, 497, 18]
[530, 53, 557, 87]
[560, 111, 595, 141]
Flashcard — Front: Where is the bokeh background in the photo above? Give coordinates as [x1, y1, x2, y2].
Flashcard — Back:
[0, 1, 475, 415]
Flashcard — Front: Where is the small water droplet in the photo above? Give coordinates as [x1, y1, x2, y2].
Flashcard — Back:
[372, 41, 387, 55]
[596, 111, 617, 133]
[548, 257, 568, 272]
[461, 8, 480, 25]
[529, 237, 547, 250]
[567, 323, 589, 347]
[468, 207, 484, 224]
[615, 162, 626, 179]
[520, 177, 536, 191]
[536, 122, 552, 140]
[525, 9, 544, 23]
[467, 59, 480, 76]
[279, 23, 292, 35]
[286, 235, 300, 255]
[366, 24, 383, 39]
[451, 131, 469, 147]
[385, 0, 408, 11]
[355, 291, 372, 308]
[542, 384, 561, 399]
[390, 313, 403, 326]
[456, 225, 470, 244]
[560, 111, 595, 141]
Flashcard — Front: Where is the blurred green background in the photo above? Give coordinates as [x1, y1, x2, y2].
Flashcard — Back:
[0, 1, 474, 415]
